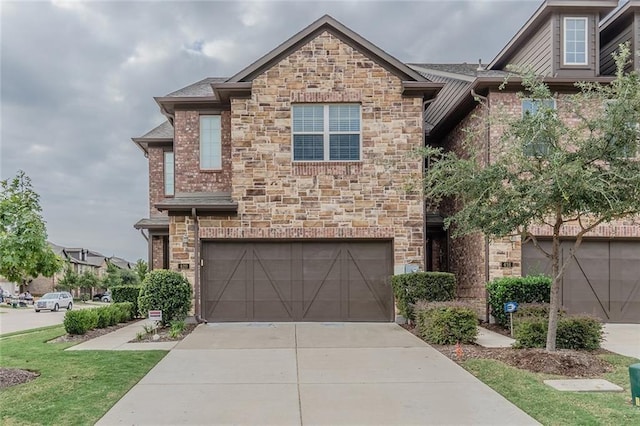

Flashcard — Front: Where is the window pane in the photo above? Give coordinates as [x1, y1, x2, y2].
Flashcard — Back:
[329, 104, 360, 132]
[292, 105, 323, 132]
[564, 18, 587, 64]
[329, 134, 360, 160]
[200, 115, 222, 169]
[164, 152, 174, 196]
[293, 135, 324, 161]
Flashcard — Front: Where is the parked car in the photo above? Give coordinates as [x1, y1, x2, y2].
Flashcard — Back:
[35, 292, 73, 312]
[93, 291, 111, 303]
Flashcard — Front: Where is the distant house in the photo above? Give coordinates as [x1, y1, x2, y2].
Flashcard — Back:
[133, 1, 640, 323]
[8, 242, 133, 296]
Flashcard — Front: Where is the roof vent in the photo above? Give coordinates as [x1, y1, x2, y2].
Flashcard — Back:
[477, 59, 484, 71]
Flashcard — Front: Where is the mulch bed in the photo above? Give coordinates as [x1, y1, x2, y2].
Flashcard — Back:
[128, 323, 197, 343]
[0, 368, 39, 389]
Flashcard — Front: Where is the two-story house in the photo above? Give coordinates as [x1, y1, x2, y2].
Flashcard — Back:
[134, 0, 640, 323]
[410, 0, 639, 323]
[134, 15, 442, 322]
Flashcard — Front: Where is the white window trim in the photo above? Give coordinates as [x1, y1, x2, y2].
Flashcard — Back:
[200, 115, 222, 170]
[291, 103, 362, 162]
[563, 17, 588, 66]
[163, 151, 174, 196]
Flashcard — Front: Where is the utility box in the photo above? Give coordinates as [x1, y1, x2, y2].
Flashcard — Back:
[630, 363, 640, 406]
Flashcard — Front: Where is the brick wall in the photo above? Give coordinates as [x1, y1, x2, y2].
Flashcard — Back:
[148, 146, 167, 216]
[151, 235, 164, 270]
[174, 110, 232, 193]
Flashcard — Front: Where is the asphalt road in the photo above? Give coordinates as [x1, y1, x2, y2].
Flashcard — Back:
[0, 302, 102, 335]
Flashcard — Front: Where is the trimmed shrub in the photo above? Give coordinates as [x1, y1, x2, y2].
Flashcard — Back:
[557, 315, 603, 351]
[63, 308, 98, 335]
[138, 270, 192, 326]
[415, 301, 478, 345]
[63, 310, 91, 335]
[391, 272, 456, 320]
[114, 302, 134, 322]
[111, 285, 142, 317]
[95, 307, 112, 328]
[514, 314, 603, 350]
[486, 276, 551, 327]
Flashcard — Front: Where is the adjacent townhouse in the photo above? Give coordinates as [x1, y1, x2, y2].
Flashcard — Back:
[134, 0, 640, 323]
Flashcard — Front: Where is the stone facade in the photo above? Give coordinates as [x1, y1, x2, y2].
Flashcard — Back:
[442, 89, 640, 317]
[166, 31, 426, 312]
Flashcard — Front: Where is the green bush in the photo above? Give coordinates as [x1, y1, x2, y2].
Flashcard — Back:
[111, 285, 142, 317]
[514, 314, 603, 350]
[138, 270, 192, 326]
[63, 309, 98, 335]
[95, 307, 112, 329]
[391, 272, 456, 320]
[557, 315, 603, 350]
[486, 275, 551, 326]
[415, 301, 478, 345]
[63, 310, 90, 335]
[114, 302, 134, 322]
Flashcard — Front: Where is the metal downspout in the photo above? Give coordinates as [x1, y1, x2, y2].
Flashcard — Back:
[192, 208, 201, 319]
[471, 89, 491, 322]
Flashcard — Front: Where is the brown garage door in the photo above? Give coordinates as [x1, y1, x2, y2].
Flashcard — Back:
[201, 240, 394, 322]
[522, 240, 640, 323]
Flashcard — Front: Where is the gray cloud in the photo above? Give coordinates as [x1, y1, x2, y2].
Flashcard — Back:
[1, 0, 541, 262]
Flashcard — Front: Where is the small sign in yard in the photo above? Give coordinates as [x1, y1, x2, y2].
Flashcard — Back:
[148, 310, 162, 322]
[504, 301, 518, 337]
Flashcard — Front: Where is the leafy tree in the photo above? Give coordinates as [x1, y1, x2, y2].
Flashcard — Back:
[423, 44, 640, 351]
[101, 263, 139, 288]
[78, 270, 100, 290]
[133, 259, 148, 282]
[0, 171, 62, 287]
[56, 264, 79, 292]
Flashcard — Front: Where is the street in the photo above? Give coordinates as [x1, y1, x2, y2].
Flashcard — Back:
[0, 302, 100, 335]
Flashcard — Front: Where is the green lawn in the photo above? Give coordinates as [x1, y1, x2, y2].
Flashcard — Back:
[464, 353, 640, 425]
[0, 326, 167, 425]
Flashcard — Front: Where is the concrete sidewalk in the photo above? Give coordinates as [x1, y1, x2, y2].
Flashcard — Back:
[602, 323, 640, 359]
[97, 323, 538, 425]
[67, 320, 177, 351]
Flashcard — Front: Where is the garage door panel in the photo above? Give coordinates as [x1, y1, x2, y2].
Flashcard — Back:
[202, 241, 393, 322]
[523, 239, 640, 323]
[610, 242, 640, 322]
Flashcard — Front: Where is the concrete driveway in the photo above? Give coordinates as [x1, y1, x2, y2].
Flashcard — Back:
[98, 323, 538, 425]
[0, 302, 101, 335]
[602, 323, 640, 359]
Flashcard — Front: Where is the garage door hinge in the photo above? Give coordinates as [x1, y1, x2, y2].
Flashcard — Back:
[200, 259, 204, 267]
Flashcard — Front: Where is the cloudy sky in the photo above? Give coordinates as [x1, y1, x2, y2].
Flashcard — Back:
[1, 0, 543, 263]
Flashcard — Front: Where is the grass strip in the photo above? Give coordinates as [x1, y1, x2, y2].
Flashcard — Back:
[0, 326, 167, 425]
[463, 353, 640, 425]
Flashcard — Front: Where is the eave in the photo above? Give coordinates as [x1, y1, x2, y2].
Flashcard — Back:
[428, 75, 615, 142]
[401, 81, 445, 99]
[210, 82, 253, 102]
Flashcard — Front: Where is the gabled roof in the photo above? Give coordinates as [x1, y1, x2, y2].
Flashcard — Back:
[228, 14, 428, 83]
[164, 77, 228, 98]
[132, 121, 174, 155]
[488, 0, 618, 70]
[600, 0, 640, 35]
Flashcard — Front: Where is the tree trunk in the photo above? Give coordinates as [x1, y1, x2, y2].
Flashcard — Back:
[546, 222, 562, 351]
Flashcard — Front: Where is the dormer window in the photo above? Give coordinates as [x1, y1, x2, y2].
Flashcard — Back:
[563, 17, 588, 66]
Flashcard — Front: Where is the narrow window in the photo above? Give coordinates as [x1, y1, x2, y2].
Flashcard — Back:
[164, 151, 174, 196]
[200, 115, 222, 169]
[564, 17, 588, 66]
[292, 104, 361, 161]
[522, 99, 556, 157]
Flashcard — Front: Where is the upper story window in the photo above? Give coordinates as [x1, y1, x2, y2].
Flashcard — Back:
[563, 17, 588, 66]
[522, 99, 556, 157]
[292, 104, 361, 161]
[164, 151, 174, 196]
[200, 115, 222, 169]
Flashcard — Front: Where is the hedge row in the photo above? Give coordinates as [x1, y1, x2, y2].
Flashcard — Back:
[111, 285, 142, 317]
[415, 301, 478, 345]
[486, 276, 551, 326]
[514, 306, 603, 350]
[63, 302, 135, 335]
[391, 272, 456, 320]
